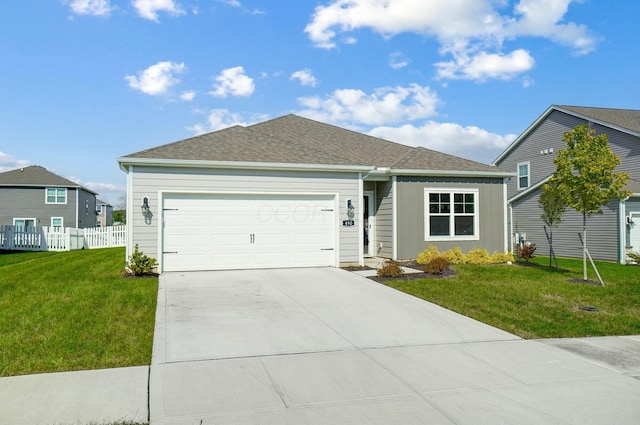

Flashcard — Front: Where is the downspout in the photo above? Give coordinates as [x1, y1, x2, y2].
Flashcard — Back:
[358, 172, 364, 266]
[392, 176, 398, 260]
[620, 197, 628, 264]
[508, 203, 513, 254]
[503, 179, 509, 253]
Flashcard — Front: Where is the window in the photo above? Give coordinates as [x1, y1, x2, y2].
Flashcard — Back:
[96, 205, 103, 214]
[51, 217, 63, 228]
[425, 188, 479, 241]
[46, 188, 67, 204]
[517, 162, 530, 190]
[13, 218, 36, 231]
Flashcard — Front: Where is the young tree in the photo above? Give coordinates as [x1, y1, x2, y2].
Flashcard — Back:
[549, 124, 631, 282]
[539, 180, 565, 268]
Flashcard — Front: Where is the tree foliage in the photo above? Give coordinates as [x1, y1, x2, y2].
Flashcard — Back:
[550, 125, 630, 217]
[540, 180, 566, 228]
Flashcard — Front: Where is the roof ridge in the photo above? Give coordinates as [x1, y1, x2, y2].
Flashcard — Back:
[557, 104, 640, 113]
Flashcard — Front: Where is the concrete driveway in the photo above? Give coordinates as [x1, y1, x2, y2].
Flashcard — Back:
[150, 267, 640, 425]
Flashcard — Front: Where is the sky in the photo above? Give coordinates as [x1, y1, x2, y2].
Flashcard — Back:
[1, 0, 639, 206]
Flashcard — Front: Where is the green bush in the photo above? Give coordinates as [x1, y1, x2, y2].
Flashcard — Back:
[377, 260, 405, 278]
[125, 244, 158, 276]
[416, 245, 441, 265]
[424, 255, 451, 275]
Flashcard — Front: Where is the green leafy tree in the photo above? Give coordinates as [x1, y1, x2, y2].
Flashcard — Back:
[539, 180, 566, 268]
[549, 124, 631, 282]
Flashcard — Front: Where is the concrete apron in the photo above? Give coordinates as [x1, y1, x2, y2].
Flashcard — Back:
[150, 268, 640, 425]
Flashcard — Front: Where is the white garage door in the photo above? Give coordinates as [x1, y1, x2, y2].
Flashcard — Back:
[162, 193, 337, 271]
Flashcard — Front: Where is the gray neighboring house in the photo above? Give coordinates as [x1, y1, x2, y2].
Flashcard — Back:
[493, 105, 640, 263]
[118, 114, 513, 273]
[96, 199, 113, 227]
[0, 165, 98, 230]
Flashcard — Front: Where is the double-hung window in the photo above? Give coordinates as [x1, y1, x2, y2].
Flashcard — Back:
[517, 162, 530, 190]
[425, 188, 479, 241]
[46, 188, 67, 204]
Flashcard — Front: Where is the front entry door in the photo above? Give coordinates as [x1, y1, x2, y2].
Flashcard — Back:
[363, 191, 375, 257]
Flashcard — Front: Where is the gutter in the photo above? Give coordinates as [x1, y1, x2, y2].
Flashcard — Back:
[390, 168, 515, 179]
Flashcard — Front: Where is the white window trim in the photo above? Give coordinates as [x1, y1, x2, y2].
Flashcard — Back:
[424, 188, 480, 242]
[13, 217, 37, 229]
[517, 162, 530, 191]
[51, 217, 64, 228]
[45, 187, 68, 204]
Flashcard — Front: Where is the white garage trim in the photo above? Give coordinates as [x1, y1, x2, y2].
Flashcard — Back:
[158, 191, 340, 272]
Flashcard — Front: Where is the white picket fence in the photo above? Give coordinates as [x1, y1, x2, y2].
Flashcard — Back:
[0, 225, 126, 252]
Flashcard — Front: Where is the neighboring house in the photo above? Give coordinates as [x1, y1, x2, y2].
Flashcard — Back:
[0, 165, 98, 230]
[118, 114, 513, 273]
[493, 105, 640, 263]
[96, 199, 113, 227]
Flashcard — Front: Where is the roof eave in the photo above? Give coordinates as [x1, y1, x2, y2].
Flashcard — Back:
[116, 157, 375, 173]
[391, 168, 516, 178]
[507, 175, 553, 203]
[554, 106, 640, 138]
[0, 183, 97, 195]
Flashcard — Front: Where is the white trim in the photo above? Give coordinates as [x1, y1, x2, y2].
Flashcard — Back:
[508, 203, 514, 254]
[158, 190, 341, 273]
[13, 217, 36, 229]
[389, 169, 514, 178]
[503, 180, 509, 253]
[75, 189, 79, 228]
[45, 187, 67, 205]
[424, 188, 480, 242]
[392, 176, 398, 260]
[516, 161, 530, 191]
[51, 217, 64, 228]
[125, 165, 134, 261]
[118, 157, 374, 174]
[358, 174, 364, 266]
[620, 198, 626, 264]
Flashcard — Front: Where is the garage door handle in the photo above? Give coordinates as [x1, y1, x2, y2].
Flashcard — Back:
[164, 251, 178, 254]
[320, 248, 334, 251]
[321, 209, 334, 211]
[250, 233, 255, 243]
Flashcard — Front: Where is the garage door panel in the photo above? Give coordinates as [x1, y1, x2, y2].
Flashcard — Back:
[162, 194, 337, 272]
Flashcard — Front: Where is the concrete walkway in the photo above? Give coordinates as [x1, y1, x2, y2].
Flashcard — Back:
[149, 268, 640, 425]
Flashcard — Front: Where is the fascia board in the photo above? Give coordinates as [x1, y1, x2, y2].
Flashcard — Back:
[508, 174, 552, 203]
[390, 169, 516, 178]
[116, 157, 375, 173]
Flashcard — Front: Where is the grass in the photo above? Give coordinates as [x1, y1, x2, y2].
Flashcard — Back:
[383, 256, 640, 339]
[0, 247, 158, 377]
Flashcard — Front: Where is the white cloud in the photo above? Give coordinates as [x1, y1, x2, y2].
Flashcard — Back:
[0, 151, 30, 172]
[290, 69, 317, 87]
[369, 121, 518, 164]
[389, 51, 410, 69]
[132, 0, 185, 22]
[435, 48, 535, 81]
[69, 0, 112, 16]
[305, 0, 595, 81]
[187, 109, 267, 134]
[210, 66, 255, 97]
[180, 90, 196, 101]
[217, 0, 241, 6]
[83, 181, 126, 193]
[296, 83, 439, 126]
[125, 61, 186, 95]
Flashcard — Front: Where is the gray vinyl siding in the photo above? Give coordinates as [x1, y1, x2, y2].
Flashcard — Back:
[395, 177, 506, 260]
[0, 186, 81, 228]
[497, 110, 640, 199]
[77, 189, 97, 228]
[511, 188, 621, 262]
[374, 180, 393, 258]
[129, 166, 360, 264]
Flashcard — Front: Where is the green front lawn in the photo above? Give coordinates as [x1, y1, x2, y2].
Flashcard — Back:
[383, 256, 640, 339]
[0, 248, 157, 377]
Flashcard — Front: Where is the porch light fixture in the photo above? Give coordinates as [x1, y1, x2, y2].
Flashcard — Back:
[141, 197, 150, 213]
[347, 199, 355, 218]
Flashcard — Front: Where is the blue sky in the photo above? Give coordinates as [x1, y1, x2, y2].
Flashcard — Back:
[1, 0, 638, 206]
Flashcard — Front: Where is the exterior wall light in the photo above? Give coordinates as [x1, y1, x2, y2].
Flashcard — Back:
[141, 197, 150, 213]
[347, 199, 355, 219]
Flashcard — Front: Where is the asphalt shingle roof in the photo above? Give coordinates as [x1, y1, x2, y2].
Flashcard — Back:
[557, 105, 640, 135]
[122, 114, 505, 174]
[0, 165, 90, 189]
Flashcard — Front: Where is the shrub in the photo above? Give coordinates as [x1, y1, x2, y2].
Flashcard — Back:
[125, 244, 158, 276]
[377, 260, 405, 278]
[516, 243, 536, 262]
[491, 251, 515, 264]
[416, 245, 441, 265]
[627, 251, 640, 265]
[442, 247, 466, 264]
[466, 248, 492, 265]
[424, 255, 451, 275]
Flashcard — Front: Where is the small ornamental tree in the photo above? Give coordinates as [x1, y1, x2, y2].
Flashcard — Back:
[539, 180, 566, 268]
[549, 124, 631, 283]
